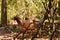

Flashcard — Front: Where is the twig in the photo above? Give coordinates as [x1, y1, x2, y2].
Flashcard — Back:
[42, 2, 48, 12]
[31, 11, 48, 40]
[53, 7, 57, 14]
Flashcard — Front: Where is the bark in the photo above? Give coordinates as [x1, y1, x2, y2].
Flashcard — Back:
[1, 0, 7, 26]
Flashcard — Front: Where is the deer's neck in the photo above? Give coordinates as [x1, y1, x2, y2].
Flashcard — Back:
[15, 19, 23, 26]
[15, 18, 27, 30]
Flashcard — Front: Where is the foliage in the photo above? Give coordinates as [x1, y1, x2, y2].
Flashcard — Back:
[6, 0, 45, 21]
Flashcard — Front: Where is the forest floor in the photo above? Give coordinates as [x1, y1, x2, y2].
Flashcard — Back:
[0, 27, 17, 40]
[0, 27, 60, 40]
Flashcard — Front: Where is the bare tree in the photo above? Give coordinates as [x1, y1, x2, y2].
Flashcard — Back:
[31, 0, 58, 40]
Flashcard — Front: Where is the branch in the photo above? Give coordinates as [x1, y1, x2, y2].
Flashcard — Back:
[42, 2, 48, 12]
[31, 23, 43, 40]
[13, 23, 32, 40]
[50, 27, 57, 40]
[53, 7, 57, 14]
[31, 12, 48, 40]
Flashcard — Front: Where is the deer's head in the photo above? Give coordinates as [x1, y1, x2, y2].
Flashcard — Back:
[13, 15, 21, 20]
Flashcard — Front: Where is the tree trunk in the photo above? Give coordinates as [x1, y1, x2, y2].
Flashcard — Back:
[1, 0, 7, 26]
